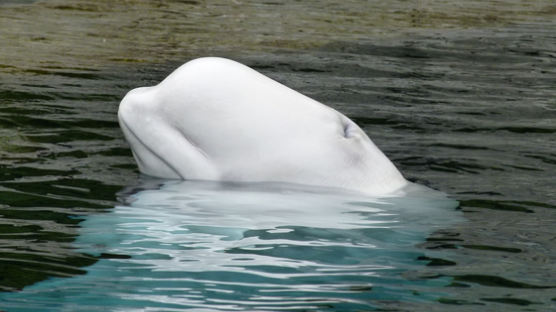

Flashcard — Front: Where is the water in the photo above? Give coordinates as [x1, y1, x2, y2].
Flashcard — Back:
[0, 180, 461, 311]
[1, 0, 555, 311]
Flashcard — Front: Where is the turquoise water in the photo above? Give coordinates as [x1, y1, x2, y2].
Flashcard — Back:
[0, 181, 460, 311]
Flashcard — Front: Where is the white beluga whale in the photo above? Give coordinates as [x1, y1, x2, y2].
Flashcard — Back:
[118, 57, 407, 195]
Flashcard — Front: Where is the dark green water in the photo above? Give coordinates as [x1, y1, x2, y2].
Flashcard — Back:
[1, 0, 555, 311]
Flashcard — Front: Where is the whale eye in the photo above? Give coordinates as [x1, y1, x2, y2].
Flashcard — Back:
[341, 116, 364, 140]
[343, 119, 356, 138]
[343, 123, 351, 138]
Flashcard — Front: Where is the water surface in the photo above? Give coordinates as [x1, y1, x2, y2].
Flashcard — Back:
[0, 0, 555, 311]
[1, 180, 461, 311]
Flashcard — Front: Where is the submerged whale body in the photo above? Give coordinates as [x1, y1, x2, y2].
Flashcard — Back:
[0, 179, 461, 310]
[118, 57, 407, 195]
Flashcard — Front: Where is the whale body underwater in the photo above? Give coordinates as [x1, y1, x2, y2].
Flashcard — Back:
[118, 57, 407, 195]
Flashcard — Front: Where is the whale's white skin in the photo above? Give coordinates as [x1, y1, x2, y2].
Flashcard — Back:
[118, 57, 407, 195]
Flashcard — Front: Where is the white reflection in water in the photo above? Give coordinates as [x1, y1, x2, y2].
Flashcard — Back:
[2, 180, 461, 311]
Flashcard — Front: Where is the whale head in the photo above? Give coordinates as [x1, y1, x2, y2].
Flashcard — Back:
[118, 57, 407, 195]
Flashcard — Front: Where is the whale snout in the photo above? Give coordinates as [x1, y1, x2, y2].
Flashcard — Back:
[118, 89, 184, 179]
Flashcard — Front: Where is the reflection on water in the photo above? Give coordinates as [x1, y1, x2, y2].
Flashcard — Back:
[0, 180, 460, 311]
[0, 0, 555, 310]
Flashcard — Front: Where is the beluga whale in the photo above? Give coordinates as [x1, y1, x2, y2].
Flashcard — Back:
[118, 57, 407, 195]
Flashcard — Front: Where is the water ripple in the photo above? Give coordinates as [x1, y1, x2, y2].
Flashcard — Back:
[0, 4, 554, 309]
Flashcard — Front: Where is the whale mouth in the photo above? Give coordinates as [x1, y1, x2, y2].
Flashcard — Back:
[119, 118, 182, 179]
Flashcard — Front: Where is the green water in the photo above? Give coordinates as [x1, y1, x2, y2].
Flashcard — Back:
[0, 0, 555, 310]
